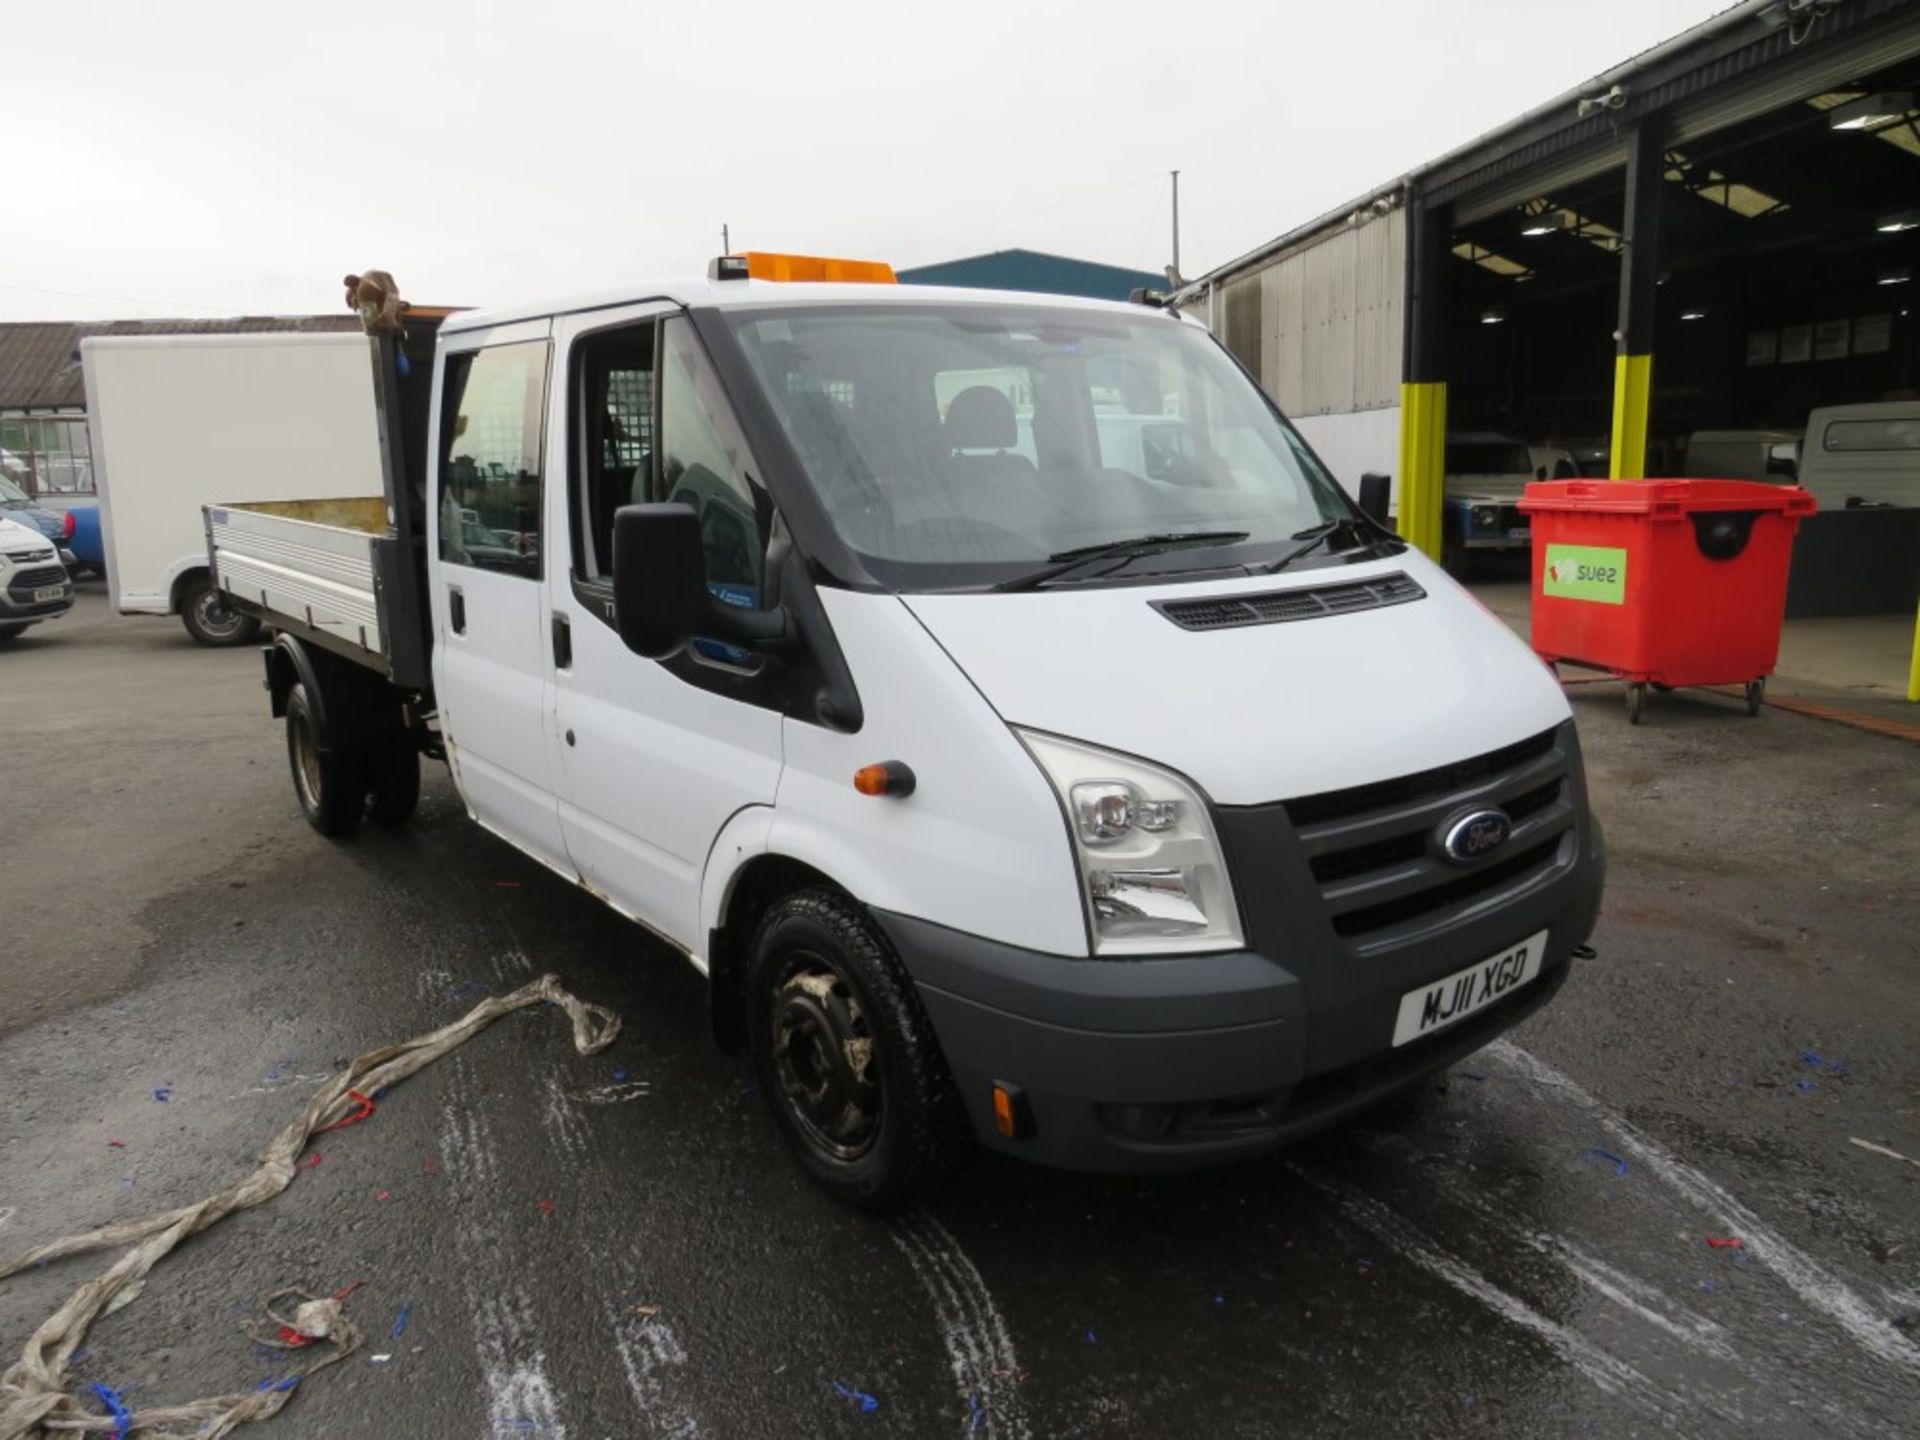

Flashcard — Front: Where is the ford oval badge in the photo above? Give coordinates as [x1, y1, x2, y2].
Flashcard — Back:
[1442, 808, 1511, 863]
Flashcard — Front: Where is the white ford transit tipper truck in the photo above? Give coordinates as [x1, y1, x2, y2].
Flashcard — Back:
[204, 255, 1604, 1208]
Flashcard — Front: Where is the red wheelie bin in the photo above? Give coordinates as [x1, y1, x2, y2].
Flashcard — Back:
[1517, 479, 1817, 723]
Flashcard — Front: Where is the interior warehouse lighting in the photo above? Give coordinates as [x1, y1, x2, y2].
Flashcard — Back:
[1679, 309, 1708, 321]
[1879, 268, 1912, 286]
[1877, 210, 1920, 233]
[1829, 91, 1914, 130]
[1480, 307, 1509, 325]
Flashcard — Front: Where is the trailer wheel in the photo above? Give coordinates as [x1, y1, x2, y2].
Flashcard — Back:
[747, 888, 962, 1211]
[286, 682, 364, 837]
[180, 576, 261, 647]
[367, 735, 421, 828]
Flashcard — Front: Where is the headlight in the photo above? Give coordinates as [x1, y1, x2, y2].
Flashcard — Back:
[1016, 729, 1243, 955]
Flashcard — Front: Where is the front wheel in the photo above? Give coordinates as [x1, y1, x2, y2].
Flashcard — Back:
[747, 889, 963, 1210]
[180, 577, 261, 647]
[287, 681, 365, 837]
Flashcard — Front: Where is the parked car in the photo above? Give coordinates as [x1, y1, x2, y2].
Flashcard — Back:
[1443, 432, 1535, 568]
[1798, 402, 1920, 509]
[1682, 429, 1801, 482]
[0, 474, 79, 568]
[0, 516, 75, 641]
[60, 500, 106, 577]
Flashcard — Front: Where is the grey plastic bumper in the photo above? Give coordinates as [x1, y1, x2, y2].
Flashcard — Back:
[872, 817, 1603, 1174]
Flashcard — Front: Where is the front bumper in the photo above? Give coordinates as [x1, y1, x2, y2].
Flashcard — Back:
[1, 564, 75, 621]
[877, 723, 1605, 1174]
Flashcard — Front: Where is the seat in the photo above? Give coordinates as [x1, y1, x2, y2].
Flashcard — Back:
[944, 387, 1035, 486]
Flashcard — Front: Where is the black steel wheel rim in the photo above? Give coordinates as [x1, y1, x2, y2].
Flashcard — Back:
[770, 954, 882, 1162]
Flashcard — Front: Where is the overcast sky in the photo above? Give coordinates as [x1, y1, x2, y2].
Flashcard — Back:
[1, 0, 1734, 322]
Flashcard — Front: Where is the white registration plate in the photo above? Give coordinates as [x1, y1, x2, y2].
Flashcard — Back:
[32, 585, 66, 603]
[1391, 929, 1547, 1047]
[1509, 528, 1531, 541]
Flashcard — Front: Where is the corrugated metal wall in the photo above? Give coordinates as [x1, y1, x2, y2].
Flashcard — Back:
[1214, 209, 1404, 418]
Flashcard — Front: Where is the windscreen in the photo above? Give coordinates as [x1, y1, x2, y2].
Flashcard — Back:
[1445, 441, 1532, 477]
[726, 304, 1360, 588]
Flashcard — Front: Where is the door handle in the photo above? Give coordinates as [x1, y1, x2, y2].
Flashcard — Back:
[448, 586, 466, 635]
[551, 612, 572, 669]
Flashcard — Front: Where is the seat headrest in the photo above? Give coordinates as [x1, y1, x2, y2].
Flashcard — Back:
[945, 386, 1016, 451]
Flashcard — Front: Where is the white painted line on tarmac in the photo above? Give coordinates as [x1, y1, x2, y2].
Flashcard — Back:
[441, 1058, 570, 1439]
[891, 1209, 1031, 1440]
[1297, 1169, 1686, 1422]
[607, 1299, 699, 1438]
[0, 1206, 14, 1234]
[539, 1071, 589, 1164]
[571, 1081, 652, 1106]
[1491, 1040, 1920, 1380]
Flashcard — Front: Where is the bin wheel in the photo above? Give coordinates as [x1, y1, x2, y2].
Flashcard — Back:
[1745, 678, 1766, 717]
[1651, 682, 1674, 693]
[1625, 683, 1646, 725]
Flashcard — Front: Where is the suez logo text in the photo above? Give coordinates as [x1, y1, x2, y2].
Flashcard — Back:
[1421, 943, 1531, 1030]
[1541, 543, 1629, 605]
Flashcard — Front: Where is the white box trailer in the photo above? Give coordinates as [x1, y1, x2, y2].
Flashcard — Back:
[82, 331, 387, 644]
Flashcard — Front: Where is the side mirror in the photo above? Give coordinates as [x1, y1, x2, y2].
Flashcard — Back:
[1357, 472, 1391, 526]
[611, 503, 786, 660]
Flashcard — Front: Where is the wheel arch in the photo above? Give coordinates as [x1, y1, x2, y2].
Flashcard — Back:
[166, 560, 212, 615]
[705, 844, 861, 1056]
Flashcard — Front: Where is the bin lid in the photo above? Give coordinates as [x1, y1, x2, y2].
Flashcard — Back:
[1518, 478, 1818, 518]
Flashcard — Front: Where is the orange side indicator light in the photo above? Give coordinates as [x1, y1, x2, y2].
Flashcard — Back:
[991, 1082, 1032, 1140]
[853, 761, 916, 798]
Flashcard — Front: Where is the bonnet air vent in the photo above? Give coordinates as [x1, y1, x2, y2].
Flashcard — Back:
[1154, 572, 1426, 632]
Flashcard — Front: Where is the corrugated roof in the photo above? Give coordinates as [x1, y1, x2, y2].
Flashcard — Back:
[0, 316, 361, 410]
[897, 249, 1166, 302]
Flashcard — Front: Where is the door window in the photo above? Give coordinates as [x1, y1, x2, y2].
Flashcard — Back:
[440, 341, 550, 578]
[658, 317, 771, 611]
[572, 323, 657, 583]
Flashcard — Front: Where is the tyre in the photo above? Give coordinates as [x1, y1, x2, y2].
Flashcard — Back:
[366, 733, 421, 828]
[286, 681, 364, 837]
[0, 622, 29, 643]
[180, 577, 262, 647]
[1626, 682, 1646, 725]
[747, 888, 963, 1210]
[1745, 678, 1766, 717]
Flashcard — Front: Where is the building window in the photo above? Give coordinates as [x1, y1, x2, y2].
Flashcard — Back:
[0, 414, 94, 496]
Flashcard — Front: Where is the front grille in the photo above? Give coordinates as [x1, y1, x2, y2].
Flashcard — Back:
[4, 546, 55, 565]
[7, 564, 67, 594]
[1285, 727, 1556, 827]
[1331, 837, 1563, 937]
[1155, 572, 1424, 632]
[1288, 727, 1574, 942]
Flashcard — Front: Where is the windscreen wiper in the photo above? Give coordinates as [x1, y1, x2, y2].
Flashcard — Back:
[992, 530, 1251, 592]
[1260, 517, 1375, 575]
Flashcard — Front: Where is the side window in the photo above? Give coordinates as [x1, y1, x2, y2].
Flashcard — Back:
[439, 341, 550, 578]
[657, 318, 770, 610]
[571, 323, 656, 584]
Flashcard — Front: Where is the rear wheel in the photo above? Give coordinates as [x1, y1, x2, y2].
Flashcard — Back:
[180, 576, 261, 647]
[747, 888, 963, 1210]
[286, 682, 364, 837]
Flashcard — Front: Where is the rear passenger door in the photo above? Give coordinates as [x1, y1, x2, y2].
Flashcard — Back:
[546, 306, 784, 950]
[428, 320, 573, 872]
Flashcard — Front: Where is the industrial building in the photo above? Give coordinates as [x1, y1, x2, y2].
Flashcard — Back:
[899, 248, 1166, 301]
[1181, 0, 1920, 700]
